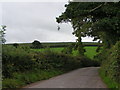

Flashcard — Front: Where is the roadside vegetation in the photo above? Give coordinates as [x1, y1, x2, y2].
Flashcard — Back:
[98, 41, 120, 88]
[2, 44, 98, 88]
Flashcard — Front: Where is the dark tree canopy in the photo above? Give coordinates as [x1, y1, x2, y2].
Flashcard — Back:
[13, 43, 19, 48]
[56, 2, 120, 49]
[32, 40, 42, 49]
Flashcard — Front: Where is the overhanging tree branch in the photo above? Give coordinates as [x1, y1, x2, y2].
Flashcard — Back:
[89, 3, 106, 13]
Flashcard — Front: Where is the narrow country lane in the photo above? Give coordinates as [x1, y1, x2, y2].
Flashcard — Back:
[23, 67, 107, 88]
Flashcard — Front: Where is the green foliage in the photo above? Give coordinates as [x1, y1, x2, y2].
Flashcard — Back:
[33, 49, 82, 71]
[2, 69, 63, 88]
[99, 41, 120, 88]
[61, 44, 73, 54]
[2, 46, 35, 78]
[32, 46, 98, 59]
[58, 3, 120, 88]
[0, 25, 6, 44]
[2, 79, 25, 88]
[99, 69, 119, 88]
[2, 44, 100, 88]
[13, 43, 19, 48]
[56, 2, 120, 48]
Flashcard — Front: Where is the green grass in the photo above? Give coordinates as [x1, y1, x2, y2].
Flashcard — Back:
[84, 47, 98, 59]
[99, 69, 120, 89]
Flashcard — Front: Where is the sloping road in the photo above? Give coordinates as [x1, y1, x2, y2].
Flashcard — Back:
[24, 67, 107, 88]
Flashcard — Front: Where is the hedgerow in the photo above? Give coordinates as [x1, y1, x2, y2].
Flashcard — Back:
[2, 45, 97, 88]
[2, 46, 35, 78]
[99, 41, 120, 88]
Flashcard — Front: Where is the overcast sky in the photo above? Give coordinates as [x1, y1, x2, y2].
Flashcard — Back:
[1, 2, 94, 43]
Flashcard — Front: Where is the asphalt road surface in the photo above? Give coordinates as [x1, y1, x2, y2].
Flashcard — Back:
[24, 67, 107, 88]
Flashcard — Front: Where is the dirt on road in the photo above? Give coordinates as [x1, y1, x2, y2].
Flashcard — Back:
[23, 67, 107, 88]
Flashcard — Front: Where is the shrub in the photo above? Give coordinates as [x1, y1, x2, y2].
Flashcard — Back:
[13, 43, 19, 48]
[99, 41, 120, 88]
[33, 49, 80, 71]
[33, 49, 98, 71]
[2, 46, 35, 78]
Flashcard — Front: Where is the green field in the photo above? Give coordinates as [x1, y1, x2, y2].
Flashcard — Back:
[84, 47, 98, 59]
[32, 46, 98, 59]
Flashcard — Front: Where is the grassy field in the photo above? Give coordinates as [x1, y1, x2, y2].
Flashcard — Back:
[32, 46, 98, 59]
[84, 47, 98, 59]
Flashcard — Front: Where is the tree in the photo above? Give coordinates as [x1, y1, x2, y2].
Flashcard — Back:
[32, 40, 42, 49]
[13, 43, 19, 48]
[0, 25, 6, 44]
[56, 2, 120, 49]
[56, 2, 120, 86]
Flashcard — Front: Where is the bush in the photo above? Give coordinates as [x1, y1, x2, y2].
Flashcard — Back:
[2, 46, 35, 78]
[13, 43, 19, 48]
[99, 41, 120, 88]
[33, 49, 98, 71]
[99, 69, 120, 88]
[33, 49, 81, 71]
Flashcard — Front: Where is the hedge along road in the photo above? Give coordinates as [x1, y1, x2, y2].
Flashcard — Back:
[23, 67, 107, 88]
